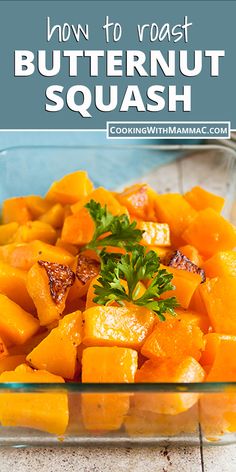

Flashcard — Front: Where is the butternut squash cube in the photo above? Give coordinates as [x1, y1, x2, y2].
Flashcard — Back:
[161, 264, 202, 309]
[0, 354, 26, 374]
[27, 311, 82, 379]
[203, 251, 236, 278]
[139, 221, 171, 247]
[0, 294, 39, 345]
[182, 208, 236, 257]
[83, 305, 155, 349]
[1, 240, 74, 271]
[27, 261, 75, 326]
[154, 193, 197, 245]
[135, 357, 205, 415]
[0, 364, 68, 435]
[61, 207, 95, 246]
[116, 183, 156, 220]
[71, 187, 127, 216]
[2, 197, 32, 224]
[11, 220, 57, 245]
[0, 260, 35, 312]
[46, 170, 94, 205]
[200, 333, 236, 366]
[0, 222, 19, 245]
[184, 186, 225, 213]
[200, 277, 236, 334]
[200, 338, 236, 436]
[25, 195, 52, 218]
[141, 319, 205, 362]
[82, 347, 137, 430]
[39, 203, 65, 229]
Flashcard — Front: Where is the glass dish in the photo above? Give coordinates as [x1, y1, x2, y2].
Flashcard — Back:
[0, 143, 236, 447]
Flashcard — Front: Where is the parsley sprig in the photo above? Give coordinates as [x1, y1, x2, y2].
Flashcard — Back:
[84, 200, 143, 252]
[93, 246, 178, 321]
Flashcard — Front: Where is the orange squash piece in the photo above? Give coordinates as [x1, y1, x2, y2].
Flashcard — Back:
[2, 197, 32, 224]
[189, 285, 208, 315]
[0, 240, 74, 271]
[178, 245, 203, 266]
[71, 187, 127, 216]
[56, 238, 78, 256]
[141, 319, 204, 362]
[25, 195, 52, 218]
[161, 264, 202, 309]
[139, 221, 171, 247]
[0, 336, 8, 359]
[82, 347, 137, 430]
[11, 220, 57, 245]
[199, 276, 236, 334]
[46, 170, 94, 205]
[154, 193, 197, 246]
[0, 222, 19, 245]
[0, 354, 26, 374]
[68, 253, 100, 302]
[39, 203, 65, 228]
[125, 405, 198, 437]
[0, 294, 39, 345]
[184, 186, 225, 213]
[203, 251, 236, 278]
[83, 305, 155, 349]
[0, 364, 68, 435]
[8, 331, 49, 356]
[200, 338, 236, 436]
[61, 207, 95, 246]
[116, 183, 156, 220]
[27, 261, 75, 326]
[0, 260, 35, 312]
[135, 357, 205, 415]
[27, 311, 82, 379]
[174, 308, 210, 334]
[200, 333, 236, 366]
[182, 208, 236, 258]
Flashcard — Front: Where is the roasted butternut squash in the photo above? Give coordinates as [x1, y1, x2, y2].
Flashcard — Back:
[154, 193, 197, 246]
[83, 305, 155, 349]
[161, 264, 202, 309]
[0, 222, 19, 245]
[200, 277, 236, 334]
[27, 261, 75, 326]
[82, 347, 137, 430]
[141, 318, 205, 362]
[182, 208, 236, 257]
[46, 170, 94, 204]
[11, 220, 57, 245]
[0, 294, 39, 345]
[135, 357, 205, 414]
[203, 251, 236, 278]
[0, 260, 35, 312]
[184, 186, 225, 213]
[39, 203, 65, 228]
[139, 221, 171, 247]
[0, 364, 68, 435]
[27, 311, 82, 379]
[2, 197, 32, 224]
[0, 240, 74, 271]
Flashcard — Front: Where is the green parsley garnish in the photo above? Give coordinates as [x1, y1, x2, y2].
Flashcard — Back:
[93, 246, 178, 321]
[84, 200, 143, 252]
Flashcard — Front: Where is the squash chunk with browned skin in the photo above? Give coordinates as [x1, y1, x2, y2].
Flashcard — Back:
[165, 250, 205, 282]
[27, 261, 75, 326]
[68, 253, 100, 302]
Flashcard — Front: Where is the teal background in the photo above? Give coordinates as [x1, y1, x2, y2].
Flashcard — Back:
[0, 1, 235, 129]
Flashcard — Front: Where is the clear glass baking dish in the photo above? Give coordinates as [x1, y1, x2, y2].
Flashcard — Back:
[0, 143, 236, 447]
